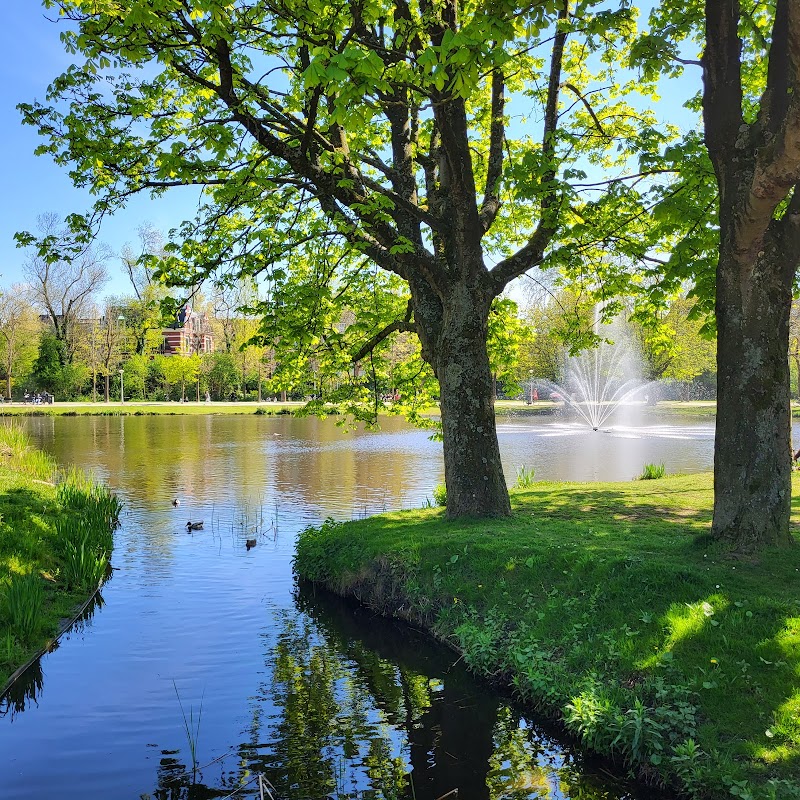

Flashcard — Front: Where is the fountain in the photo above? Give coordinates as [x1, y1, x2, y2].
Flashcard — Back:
[536, 320, 652, 431]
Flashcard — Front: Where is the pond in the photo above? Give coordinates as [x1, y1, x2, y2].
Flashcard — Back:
[0, 413, 719, 799]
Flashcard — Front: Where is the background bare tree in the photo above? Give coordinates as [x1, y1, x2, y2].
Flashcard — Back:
[23, 213, 109, 363]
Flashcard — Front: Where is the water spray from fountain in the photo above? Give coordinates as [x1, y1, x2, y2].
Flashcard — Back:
[538, 313, 653, 431]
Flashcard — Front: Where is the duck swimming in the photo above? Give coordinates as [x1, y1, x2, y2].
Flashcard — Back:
[186, 520, 204, 531]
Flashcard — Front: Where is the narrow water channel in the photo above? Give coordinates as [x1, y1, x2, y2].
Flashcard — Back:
[1, 413, 718, 799]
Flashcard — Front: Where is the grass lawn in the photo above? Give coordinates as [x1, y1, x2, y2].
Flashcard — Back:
[0, 400, 305, 417]
[493, 399, 720, 418]
[0, 426, 120, 690]
[296, 473, 800, 800]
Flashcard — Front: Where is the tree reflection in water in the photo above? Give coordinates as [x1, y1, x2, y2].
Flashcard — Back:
[0, 593, 104, 722]
[146, 587, 650, 800]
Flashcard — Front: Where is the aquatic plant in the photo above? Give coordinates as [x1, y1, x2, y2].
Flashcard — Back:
[57, 467, 122, 527]
[5, 573, 44, 643]
[173, 681, 204, 776]
[1, 631, 21, 669]
[637, 462, 666, 480]
[61, 538, 107, 592]
[514, 465, 536, 489]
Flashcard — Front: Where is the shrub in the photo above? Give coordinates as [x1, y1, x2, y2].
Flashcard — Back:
[432, 483, 447, 507]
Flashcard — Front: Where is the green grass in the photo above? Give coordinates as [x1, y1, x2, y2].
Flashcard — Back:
[0, 400, 305, 417]
[638, 462, 667, 480]
[295, 474, 800, 800]
[0, 425, 120, 687]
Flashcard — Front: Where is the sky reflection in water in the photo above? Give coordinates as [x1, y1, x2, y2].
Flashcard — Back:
[0, 413, 715, 799]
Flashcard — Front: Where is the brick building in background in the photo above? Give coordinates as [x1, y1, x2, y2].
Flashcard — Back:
[162, 304, 214, 355]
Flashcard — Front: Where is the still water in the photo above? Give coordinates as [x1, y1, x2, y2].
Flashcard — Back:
[0, 413, 717, 799]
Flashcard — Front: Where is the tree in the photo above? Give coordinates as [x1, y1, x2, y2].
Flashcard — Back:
[789, 301, 800, 400]
[697, 0, 800, 549]
[517, 289, 595, 384]
[206, 352, 240, 401]
[31, 332, 88, 398]
[24, 1, 663, 517]
[0, 289, 41, 400]
[160, 349, 201, 402]
[581, 3, 800, 549]
[632, 294, 716, 383]
[98, 301, 130, 402]
[20, 213, 109, 363]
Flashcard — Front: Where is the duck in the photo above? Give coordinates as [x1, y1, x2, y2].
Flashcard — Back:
[186, 520, 204, 531]
[172, 498, 180, 507]
[245, 538, 257, 550]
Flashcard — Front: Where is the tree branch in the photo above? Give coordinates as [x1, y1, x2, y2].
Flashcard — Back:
[479, 65, 505, 232]
[351, 299, 415, 362]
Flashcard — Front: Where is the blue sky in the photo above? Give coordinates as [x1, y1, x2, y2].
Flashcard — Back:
[0, 5, 197, 296]
[1, 4, 701, 301]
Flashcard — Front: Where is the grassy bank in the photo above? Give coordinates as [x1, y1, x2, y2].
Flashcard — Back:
[1, 399, 724, 420]
[295, 474, 800, 800]
[0, 426, 121, 689]
[0, 400, 306, 417]
[493, 399, 719, 418]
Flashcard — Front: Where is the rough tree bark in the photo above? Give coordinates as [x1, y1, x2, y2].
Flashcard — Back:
[704, 0, 800, 548]
[425, 282, 510, 517]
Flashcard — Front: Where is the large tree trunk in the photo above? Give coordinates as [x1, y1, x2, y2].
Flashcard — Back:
[427, 284, 510, 518]
[713, 241, 794, 549]
[703, 0, 800, 551]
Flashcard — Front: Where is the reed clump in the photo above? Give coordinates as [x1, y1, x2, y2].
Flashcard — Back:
[0, 425, 121, 687]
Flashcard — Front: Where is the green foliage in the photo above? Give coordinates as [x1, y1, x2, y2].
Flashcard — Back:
[637, 462, 666, 480]
[61, 538, 107, 592]
[4, 573, 44, 643]
[0, 424, 57, 481]
[514, 465, 536, 489]
[432, 484, 447, 508]
[631, 295, 716, 383]
[0, 426, 119, 685]
[22, 0, 671, 434]
[205, 352, 240, 400]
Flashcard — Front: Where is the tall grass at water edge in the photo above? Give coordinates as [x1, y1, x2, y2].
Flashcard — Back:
[5, 574, 44, 643]
[0, 424, 56, 482]
[637, 462, 666, 480]
[0, 425, 121, 684]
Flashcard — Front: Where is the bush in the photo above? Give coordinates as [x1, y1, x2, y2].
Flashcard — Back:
[432, 483, 447, 507]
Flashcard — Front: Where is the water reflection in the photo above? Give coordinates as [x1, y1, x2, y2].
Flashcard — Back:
[1, 415, 695, 799]
[144, 587, 651, 800]
[0, 592, 103, 721]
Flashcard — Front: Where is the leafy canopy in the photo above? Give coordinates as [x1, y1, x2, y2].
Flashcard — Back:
[22, 0, 676, 414]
